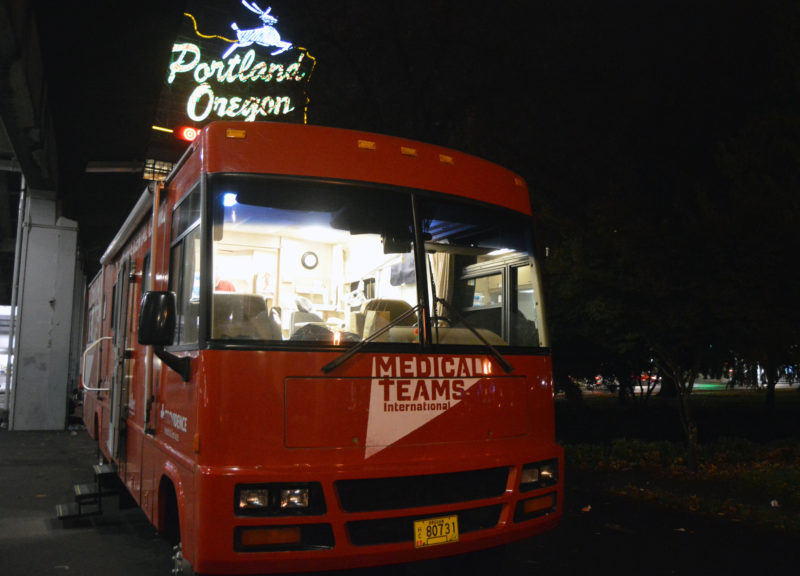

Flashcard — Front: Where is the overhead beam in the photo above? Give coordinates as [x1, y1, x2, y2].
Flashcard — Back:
[0, 1, 58, 190]
[85, 161, 145, 174]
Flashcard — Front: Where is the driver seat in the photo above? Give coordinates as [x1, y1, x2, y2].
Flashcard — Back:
[360, 299, 416, 338]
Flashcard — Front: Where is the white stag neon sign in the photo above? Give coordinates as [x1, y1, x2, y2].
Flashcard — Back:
[223, 1, 292, 58]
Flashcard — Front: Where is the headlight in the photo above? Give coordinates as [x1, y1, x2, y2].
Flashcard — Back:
[539, 462, 557, 484]
[235, 483, 325, 516]
[239, 488, 270, 510]
[520, 459, 559, 492]
[520, 467, 540, 484]
[280, 488, 310, 509]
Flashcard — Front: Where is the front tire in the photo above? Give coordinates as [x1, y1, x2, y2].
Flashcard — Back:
[172, 543, 197, 576]
[162, 481, 197, 575]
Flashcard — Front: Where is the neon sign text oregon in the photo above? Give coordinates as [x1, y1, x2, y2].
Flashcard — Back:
[186, 83, 293, 122]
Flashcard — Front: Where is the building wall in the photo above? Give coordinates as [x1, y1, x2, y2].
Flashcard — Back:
[8, 190, 79, 430]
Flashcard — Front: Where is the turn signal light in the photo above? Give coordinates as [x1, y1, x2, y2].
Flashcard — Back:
[514, 493, 557, 522]
[239, 526, 302, 548]
[523, 494, 555, 515]
[234, 524, 335, 551]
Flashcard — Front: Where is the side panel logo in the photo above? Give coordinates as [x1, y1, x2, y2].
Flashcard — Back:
[160, 404, 188, 441]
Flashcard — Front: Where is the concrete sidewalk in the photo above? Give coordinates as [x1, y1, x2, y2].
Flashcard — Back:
[0, 430, 421, 576]
[0, 428, 173, 576]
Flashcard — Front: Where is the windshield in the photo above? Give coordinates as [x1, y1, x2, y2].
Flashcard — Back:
[207, 175, 545, 348]
[210, 175, 418, 344]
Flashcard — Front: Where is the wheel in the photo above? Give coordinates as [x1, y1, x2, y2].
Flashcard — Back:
[172, 543, 197, 576]
[161, 480, 198, 574]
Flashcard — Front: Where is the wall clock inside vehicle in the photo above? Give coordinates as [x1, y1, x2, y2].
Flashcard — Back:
[301, 251, 318, 269]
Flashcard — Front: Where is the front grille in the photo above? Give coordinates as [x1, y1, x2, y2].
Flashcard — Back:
[335, 467, 509, 513]
[346, 505, 502, 546]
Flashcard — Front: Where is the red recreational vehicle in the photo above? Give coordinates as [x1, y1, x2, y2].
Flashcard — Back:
[81, 121, 562, 574]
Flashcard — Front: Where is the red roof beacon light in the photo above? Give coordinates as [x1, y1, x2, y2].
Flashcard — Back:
[177, 126, 199, 142]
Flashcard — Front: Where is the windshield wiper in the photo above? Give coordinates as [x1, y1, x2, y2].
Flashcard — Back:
[434, 297, 514, 373]
[321, 299, 513, 374]
[321, 304, 423, 373]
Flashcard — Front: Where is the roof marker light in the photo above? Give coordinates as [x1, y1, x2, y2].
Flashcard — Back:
[357, 139, 377, 151]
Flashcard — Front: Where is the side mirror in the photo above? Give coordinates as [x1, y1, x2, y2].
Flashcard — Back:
[139, 291, 177, 345]
[139, 291, 191, 382]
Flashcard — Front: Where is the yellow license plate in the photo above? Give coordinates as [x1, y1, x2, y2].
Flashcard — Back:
[414, 515, 459, 548]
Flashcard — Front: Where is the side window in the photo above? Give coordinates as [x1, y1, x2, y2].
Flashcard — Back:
[452, 259, 543, 347]
[458, 272, 504, 337]
[169, 243, 183, 344]
[169, 185, 201, 346]
[169, 227, 201, 346]
[142, 254, 151, 293]
[109, 283, 118, 344]
[510, 264, 541, 347]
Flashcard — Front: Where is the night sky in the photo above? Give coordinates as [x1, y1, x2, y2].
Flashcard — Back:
[134, 0, 790, 176]
[26, 0, 800, 287]
[289, 0, 786, 184]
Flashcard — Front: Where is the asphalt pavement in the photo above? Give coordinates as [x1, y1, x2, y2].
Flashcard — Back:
[1, 428, 798, 576]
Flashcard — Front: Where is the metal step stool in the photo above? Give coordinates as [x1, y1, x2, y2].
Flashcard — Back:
[56, 462, 118, 523]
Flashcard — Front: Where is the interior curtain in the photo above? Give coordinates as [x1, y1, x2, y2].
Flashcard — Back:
[430, 252, 453, 317]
